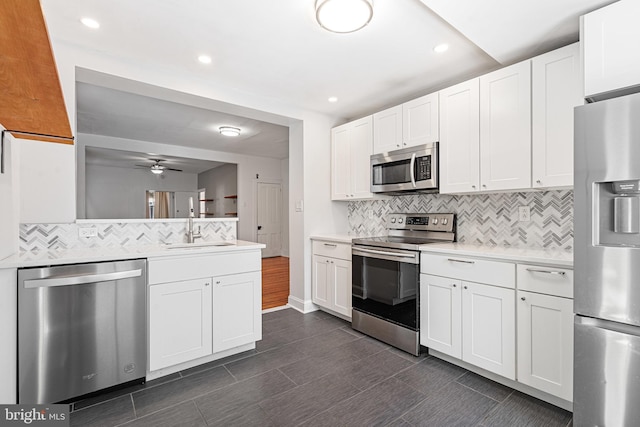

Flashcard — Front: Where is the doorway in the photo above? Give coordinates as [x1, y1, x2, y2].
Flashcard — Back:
[256, 181, 282, 258]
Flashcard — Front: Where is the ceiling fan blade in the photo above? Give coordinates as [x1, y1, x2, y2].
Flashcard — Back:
[164, 167, 183, 172]
[135, 164, 153, 168]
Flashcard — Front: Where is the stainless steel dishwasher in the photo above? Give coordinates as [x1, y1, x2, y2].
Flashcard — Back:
[18, 259, 146, 404]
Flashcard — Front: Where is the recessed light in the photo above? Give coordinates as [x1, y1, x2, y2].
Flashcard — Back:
[328, 97, 338, 103]
[80, 17, 100, 29]
[219, 126, 241, 137]
[198, 55, 212, 64]
[434, 43, 449, 53]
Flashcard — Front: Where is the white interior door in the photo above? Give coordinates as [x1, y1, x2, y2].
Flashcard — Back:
[174, 191, 199, 218]
[257, 182, 282, 258]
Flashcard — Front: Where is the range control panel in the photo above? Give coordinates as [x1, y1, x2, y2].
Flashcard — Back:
[387, 213, 455, 232]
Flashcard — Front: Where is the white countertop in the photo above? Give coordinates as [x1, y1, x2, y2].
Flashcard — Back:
[0, 240, 265, 269]
[310, 234, 354, 244]
[419, 242, 573, 267]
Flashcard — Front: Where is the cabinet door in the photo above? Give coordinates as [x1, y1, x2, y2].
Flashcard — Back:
[373, 105, 402, 154]
[532, 43, 582, 188]
[331, 124, 351, 200]
[149, 278, 213, 371]
[331, 258, 352, 318]
[517, 291, 574, 401]
[403, 93, 439, 148]
[312, 255, 331, 308]
[480, 61, 532, 192]
[439, 79, 480, 194]
[462, 281, 516, 379]
[420, 274, 462, 358]
[583, 0, 640, 100]
[212, 272, 261, 353]
[349, 116, 374, 199]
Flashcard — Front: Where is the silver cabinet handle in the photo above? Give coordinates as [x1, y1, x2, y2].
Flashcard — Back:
[24, 269, 142, 288]
[521, 297, 526, 301]
[323, 243, 337, 247]
[526, 268, 566, 276]
[355, 247, 416, 258]
[452, 284, 457, 287]
[447, 258, 475, 264]
[464, 285, 468, 289]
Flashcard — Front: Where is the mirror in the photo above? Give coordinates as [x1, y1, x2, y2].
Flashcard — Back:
[81, 147, 237, 220]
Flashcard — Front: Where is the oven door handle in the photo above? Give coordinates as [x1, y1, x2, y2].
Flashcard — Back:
[410, 153, 417, 188]
[353, 247, 418, 263]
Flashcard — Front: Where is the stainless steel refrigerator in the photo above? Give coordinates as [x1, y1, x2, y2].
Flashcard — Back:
[574, 91, 640, 426]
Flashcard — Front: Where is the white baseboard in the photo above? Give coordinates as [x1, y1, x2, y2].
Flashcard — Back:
[287, 296, 318, 314]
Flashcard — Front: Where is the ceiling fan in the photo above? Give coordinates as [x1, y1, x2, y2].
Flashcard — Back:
[135, 159, 183, 174]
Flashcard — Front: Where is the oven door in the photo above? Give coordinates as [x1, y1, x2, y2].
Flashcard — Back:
[370, 143, 437, 193]
[352, 245, 420, 331]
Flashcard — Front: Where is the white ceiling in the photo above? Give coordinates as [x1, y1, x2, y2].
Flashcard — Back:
[41, 0, 614, 159]
[77, 82, 290, 159]
[85, 146, 227, 174]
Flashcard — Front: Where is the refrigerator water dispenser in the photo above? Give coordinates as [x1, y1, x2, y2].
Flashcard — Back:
[597, 180, 640, 246]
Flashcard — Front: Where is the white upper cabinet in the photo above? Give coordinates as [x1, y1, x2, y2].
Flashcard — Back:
[373, 105, 402, 153]
[373, 93, 439, 155]
[532, 43, 582, 189]
[403, 93, 439, 148]
[331, 116, 374, 201]
[439, 78, 481, 194]
[583, 0, 640, 101]
[480, 60, 532, 192]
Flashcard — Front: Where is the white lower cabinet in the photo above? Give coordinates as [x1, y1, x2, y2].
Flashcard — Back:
[421, 252, 574, 405]
[148, 250, 262, 374]
[311, 240, 352, 318]
[420, 273, 515, 380]
[462, 281, 516, 380]
[420, 273, 461, 358]
[149, 278, 213, 371]
[516, 265, 574, 402]
[212, 271, 261, 353]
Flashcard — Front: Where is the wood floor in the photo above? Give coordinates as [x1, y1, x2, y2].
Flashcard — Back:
[261, 256, 289, 310]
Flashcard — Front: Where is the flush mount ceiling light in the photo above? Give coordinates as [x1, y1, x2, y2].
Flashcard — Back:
[433, 43, 449, 53]
[80, 17, 100, 29]
[328, 96, 338, 103]
[315, 0, 373, 34]
[150, 164, 164, 174]
[198, 55, 212, 64]
[219, 126, 241, 137]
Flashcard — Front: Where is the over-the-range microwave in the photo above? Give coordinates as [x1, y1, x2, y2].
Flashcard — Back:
[370, 142, 438, 194]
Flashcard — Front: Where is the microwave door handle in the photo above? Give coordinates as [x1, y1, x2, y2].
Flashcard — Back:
[410, 153, 417, 188]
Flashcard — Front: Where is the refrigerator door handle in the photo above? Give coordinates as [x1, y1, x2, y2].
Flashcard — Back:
[576, 315, 640, 337]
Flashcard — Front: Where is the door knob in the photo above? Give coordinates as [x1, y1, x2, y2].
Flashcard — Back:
[257, 226, 262, 230]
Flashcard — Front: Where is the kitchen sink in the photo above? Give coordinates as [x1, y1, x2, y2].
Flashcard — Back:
[164, 241, 235, 249]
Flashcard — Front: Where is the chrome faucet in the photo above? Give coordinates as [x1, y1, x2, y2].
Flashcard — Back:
[186, 197, 202, 243]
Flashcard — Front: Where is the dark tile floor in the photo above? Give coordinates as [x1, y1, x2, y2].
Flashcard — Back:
[70, 308, 573, 427]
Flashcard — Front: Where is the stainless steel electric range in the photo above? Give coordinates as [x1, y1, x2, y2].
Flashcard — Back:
[351, 213, 456, 355]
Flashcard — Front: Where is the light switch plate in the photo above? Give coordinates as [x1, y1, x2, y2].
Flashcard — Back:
[518, 206, 531, 222]
[79, 227, 98, 238]
[295, 200, 303, 212]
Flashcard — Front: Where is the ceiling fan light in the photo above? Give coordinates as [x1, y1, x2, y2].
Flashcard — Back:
[150, 164, 164, 174]
[316, 0, 373, 34]
[219, 126, 241, 137]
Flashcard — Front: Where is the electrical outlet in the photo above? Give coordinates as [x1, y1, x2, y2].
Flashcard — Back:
[79, 227, 98, 238]
[518, 206, 531, 222]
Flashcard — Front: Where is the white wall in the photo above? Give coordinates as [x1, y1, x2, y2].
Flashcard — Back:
[86, 164, 198, 219]
[0, 127, 18, 258]
[48, 39, 349, 312]
[281, 158, 290, 257]
[198, 164, 237, 217]
[18, 139, 76, 224]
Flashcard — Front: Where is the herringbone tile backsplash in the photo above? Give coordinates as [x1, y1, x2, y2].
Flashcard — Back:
[348, 190, 573, 250]
[19, 220, 237, 252]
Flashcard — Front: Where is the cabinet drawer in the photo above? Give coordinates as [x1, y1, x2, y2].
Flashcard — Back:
[148, 250, 261, 284]
[312, 240, 352, 260]
[517, 264, 573, 298]
[421, 253, 515, 289]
